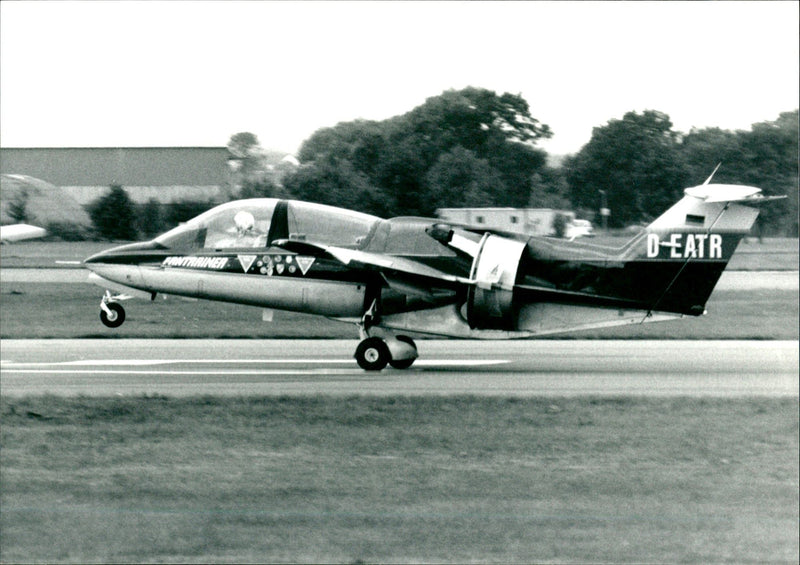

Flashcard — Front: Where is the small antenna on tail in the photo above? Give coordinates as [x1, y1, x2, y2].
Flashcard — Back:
[703, 163, 722, 185]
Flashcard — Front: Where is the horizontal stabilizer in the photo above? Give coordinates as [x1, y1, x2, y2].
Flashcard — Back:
[683, 184, 785, 204]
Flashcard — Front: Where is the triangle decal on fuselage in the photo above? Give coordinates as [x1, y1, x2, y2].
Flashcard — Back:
[237, 254, 257, 273]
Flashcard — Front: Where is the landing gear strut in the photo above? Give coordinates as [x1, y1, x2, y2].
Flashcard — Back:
[100, 291, 126, 328]
[354, 300, 418, 371]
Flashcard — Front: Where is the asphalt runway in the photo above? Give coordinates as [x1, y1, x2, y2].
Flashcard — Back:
[1, 339, 796, 397]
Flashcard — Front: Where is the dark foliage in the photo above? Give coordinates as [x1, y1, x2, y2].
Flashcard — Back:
[287, 87, 552, 217]
[565, 110, 689, 228]
[86, 185, 138, 240]
[682, 111, 798, 236]
[44, 221, 89, 241]
[237, 177, 284, 200]
[563, 108, 798, 233]
[136, 198, 165, 238]
[164, 199, 216, 226]
[7, 189, 30, 223]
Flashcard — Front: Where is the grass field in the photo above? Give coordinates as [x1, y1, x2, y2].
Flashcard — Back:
[1, 241, 797, 563]
[1, 283, 797, 340]
[1, 396, 797, 563]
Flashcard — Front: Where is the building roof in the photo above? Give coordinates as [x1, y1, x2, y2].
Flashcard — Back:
[0, 147, 230, 187]
[0, 174, 91, 226]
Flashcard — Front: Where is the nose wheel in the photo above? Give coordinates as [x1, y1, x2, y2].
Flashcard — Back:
[100, 291, 126, 328]
[100, 301, 126, 328]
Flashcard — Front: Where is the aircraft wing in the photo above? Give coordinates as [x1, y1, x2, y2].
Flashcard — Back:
[275, 238, 652, 309]
[272, 239, 468, 289]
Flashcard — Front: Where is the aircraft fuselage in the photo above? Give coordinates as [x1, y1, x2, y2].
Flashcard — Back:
[85, 188, 765, 368]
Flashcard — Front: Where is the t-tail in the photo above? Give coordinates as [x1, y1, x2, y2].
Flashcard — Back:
[636, 183, 782, 316]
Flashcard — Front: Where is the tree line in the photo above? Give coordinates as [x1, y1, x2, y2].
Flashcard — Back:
[565, 109, 798, 233]
[86, 87, 797, 240]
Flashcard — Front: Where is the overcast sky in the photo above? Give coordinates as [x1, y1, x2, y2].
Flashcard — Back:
[1, 1, 797, 156]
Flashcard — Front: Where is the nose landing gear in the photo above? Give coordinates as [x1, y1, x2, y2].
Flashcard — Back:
[99, 291, 126, 328]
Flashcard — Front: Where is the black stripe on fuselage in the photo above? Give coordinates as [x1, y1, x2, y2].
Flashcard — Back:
[518, 258, 729, 316]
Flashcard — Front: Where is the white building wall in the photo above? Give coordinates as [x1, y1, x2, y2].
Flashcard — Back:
[436, 208, 576, 236]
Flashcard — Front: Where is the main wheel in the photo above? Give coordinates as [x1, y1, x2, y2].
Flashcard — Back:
[100, 302, 126, 328]
[355, 337, 390, 371]
[389, 335, 417, 369]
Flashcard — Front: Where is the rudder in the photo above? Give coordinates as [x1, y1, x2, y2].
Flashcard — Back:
[642, 184, 762, 315]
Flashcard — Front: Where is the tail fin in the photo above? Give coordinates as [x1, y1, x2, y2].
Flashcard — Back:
[641, 183, 772, 315]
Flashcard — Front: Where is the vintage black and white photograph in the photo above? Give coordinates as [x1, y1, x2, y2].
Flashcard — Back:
[1, 1, 797, 563]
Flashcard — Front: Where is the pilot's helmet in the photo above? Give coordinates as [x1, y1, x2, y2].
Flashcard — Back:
[234, 210, 255, 233]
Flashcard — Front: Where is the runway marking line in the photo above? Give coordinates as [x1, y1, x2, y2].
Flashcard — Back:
[1, 359, 510, 372]
[3, 359, 358, 366]
[2, 369, 380, 376]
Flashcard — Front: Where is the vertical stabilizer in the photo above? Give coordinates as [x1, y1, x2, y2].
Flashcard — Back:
[642, 184, 761, 315]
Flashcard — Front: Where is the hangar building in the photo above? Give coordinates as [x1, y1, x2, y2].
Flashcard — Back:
[0, 147, 231, 205]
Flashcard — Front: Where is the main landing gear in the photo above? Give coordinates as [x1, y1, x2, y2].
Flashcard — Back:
[355, 334, 418, 371]
[99, 291, 126, 328]
[354, 300, 418, 371]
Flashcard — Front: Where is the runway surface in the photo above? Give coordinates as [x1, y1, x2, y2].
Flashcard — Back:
[1, 339, 797, 397]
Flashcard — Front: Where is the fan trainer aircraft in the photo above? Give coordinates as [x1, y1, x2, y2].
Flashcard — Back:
[85, 180, 780, 370]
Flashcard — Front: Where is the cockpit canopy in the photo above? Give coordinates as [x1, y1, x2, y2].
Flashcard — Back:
[155, 198, 381, 250]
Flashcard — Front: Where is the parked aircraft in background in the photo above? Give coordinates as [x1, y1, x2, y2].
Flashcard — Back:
[0, 223, 47, 243]
[85, 181, 780, 370]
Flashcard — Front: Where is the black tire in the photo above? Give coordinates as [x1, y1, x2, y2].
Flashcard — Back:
[355, 337, 390, 371]
[389, 358, 415, 369]
[389, 335, 417, 369]
[100, 302, 126, 328]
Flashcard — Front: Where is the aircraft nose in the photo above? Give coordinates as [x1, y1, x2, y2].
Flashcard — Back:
[84, 248, 113, 265]
[84, 241, 165, 290]
[84, 240, 165, 265]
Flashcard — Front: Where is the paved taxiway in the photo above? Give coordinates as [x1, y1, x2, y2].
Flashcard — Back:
[1, 339, 796, 397]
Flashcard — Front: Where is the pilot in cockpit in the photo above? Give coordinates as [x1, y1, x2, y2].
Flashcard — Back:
[231, 210, 267, 247]
[207, 210, 268, 248]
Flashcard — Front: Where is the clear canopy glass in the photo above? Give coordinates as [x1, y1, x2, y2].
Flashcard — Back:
[286, 201, 379, 247]
[154, 198, 381, 250]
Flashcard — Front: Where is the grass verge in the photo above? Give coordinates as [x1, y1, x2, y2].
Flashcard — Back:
[1, 396, 797, 563]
